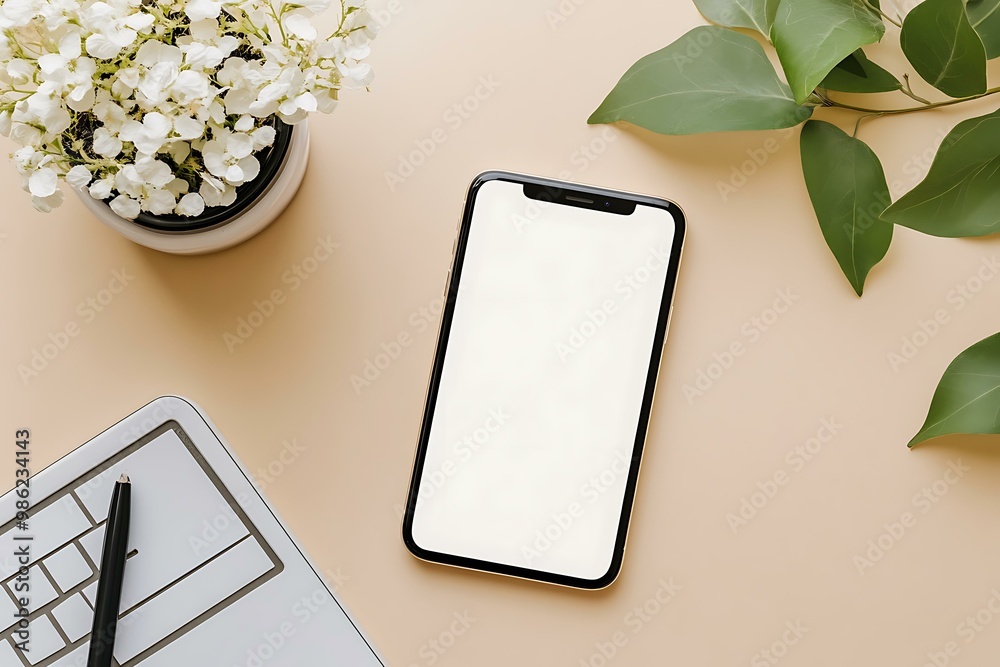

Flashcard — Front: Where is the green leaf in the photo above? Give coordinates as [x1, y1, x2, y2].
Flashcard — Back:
[967, 0, 1000, 59]
[900, 0, 987, 98]
[821, 49, 901, 92]
[881, 108, 1000, 237]
[799, 120, 893, 296]
[773, 0, 885, 105]
[693, 0, 779, 37]
[909, 332, 1000, 447]
[587, 27, 813, 135]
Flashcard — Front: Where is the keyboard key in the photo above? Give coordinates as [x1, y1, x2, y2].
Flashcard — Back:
[49, 641, 88, 667]
[81, 581, 97, 608]
[24, 615, 64, 665]
[43, 544, 92, 594]
[78, 525, 104, 566]
[77, 431, 249, 612]
[0, 639, 20, 667]
[6, 565, 58, 611]
[0, 496, 91, 579]
[52, 594, 92, 643]
[114, 536, 273, 663]
[0, 590, 17, 632]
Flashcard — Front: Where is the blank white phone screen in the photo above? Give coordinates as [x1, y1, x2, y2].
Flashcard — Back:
[411, 180, 678, 581]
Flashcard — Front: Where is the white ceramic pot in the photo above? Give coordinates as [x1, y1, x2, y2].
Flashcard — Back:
[76, 121, 310, 255]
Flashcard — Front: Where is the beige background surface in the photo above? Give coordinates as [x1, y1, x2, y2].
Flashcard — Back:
[5, 1, 1000, 665]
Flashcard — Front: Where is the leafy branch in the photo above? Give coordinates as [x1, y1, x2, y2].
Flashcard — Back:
[587, 0, 1000, 445]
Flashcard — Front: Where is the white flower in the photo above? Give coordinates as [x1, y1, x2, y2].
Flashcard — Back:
[206, 99, 226, 124]
[114, 165, 144, 197]
[65, 165, 92, 188]
[134, 42, 217, 107]
[172, 70, 211, 103]
[166, 140, 191, 164]
[174, 115, 205, 140]
[66, 83, 96, 112]
[8, 121, 41, 146]
[143, 188, 175, 215]
[203, 129, 260, 185]
[188, 18, 220, 42]
[223, 88, 255, 116]
[280, 91, 316, 116]
[250, 66, 306, 119]
[119, 112, 171, 154]
[37, 31, 81, 72]
[234, 115, 254, 132]
[12, 146, 37, 170]
[283, 14, 317, 41]
[185, 0, 221, 22]
[81, 3, 148, 60]
[136, 42, 183, 68]
[0, 0, 39, 28]
[110, 194, 141, 219]
[176, 192, 205, 217]
[28, 167, 58, 197]
[93, 101, 127, 132]
[134, 157, 174, 188]
[181, 36, 238, 70]
[137, 62, 179, 104]
[15, 90, 72, 134]
[90, 177, 114, 200]
[314, 88, 337, 113]
[182, 42, 223, 70]
[5, 59, 34, 85]
[338, 61, 374, 89]
[199, 174, 236, 207]
[37, 32, 97, 112]
[251, 125, 276, 149]
[111, 67, 140, 99]
[0, 111, 11, 136]
[93, 127, 123, 158]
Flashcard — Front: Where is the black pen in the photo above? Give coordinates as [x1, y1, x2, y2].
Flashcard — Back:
[87, 474, 131, 667]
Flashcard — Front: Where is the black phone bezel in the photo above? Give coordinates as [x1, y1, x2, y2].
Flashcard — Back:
[401, 170, 687, 590]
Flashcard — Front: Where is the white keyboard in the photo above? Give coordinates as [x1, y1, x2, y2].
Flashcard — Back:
[0, 423, 282, 666]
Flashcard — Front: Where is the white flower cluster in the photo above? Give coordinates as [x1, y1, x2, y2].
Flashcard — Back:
[0, 0, 373, 217]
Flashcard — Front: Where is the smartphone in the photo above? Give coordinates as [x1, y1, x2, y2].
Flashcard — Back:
[402, 171, 685, 589]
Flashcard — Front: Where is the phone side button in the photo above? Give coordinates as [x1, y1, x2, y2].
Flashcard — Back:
[443, 270, 451, 297]
[663, 306, 674, 346]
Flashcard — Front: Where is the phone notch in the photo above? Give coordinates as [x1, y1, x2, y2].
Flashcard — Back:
[522, 183, 637, 215]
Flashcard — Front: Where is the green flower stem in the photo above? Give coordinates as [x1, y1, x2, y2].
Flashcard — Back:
[11, 42, 40, 61]
[327, 0, 355, 40]
[335, 0, 349, 33]
[74, 146, 115, 169]
[267, 2, 287, 46]
[232, 7, 267, 41]
[820, 86, 1000, 116]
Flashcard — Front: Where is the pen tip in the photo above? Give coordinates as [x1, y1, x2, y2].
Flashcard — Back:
[119, 473, 130, 483]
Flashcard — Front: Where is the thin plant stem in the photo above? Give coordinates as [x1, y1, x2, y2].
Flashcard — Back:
[822, 86, 1000, 116]
[863, 0, 902, 27]
[900, 75, 932, 105]
[852, 112, 884, 137]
